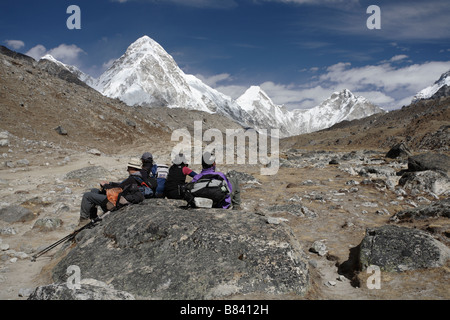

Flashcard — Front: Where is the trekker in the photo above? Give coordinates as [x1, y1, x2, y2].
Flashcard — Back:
[226, 172, 242, 210]
[164, 153, 198, 199]
[189, 152, 233, 209]
[79, 157, 145, 224]
[140, 152, 167, 198]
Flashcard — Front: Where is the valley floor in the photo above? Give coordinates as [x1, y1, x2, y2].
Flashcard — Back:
[0, 144, 449, 300]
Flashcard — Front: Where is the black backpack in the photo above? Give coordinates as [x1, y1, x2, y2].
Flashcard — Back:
[184, 174, 230, 208]
[112, 184, 144, 211]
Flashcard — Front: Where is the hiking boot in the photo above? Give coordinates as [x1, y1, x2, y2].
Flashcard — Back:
[232, 205, 242, 211]
[78, 217, 90, 227]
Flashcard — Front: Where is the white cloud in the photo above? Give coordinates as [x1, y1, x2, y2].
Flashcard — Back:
[47, 44, 86, 65]
[389, 55, 409, 62]
[215, 84, 248, 99]
[195, 73, 232, 87]
[25, 45, 47, 60]
[4, 40, 25, 50]
[319, 60, 450, 96]
[25, 43, 86, 66]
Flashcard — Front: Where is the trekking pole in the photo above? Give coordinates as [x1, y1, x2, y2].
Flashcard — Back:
[30, 215, 105, 262]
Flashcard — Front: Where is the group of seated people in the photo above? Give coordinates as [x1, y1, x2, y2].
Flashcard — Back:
[79, 151, 241, 225]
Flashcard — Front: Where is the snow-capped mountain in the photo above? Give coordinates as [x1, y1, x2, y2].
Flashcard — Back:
[48, 35, 384, 137]
[413, 70, 450, 102]
[236, 86, 384, 137]
[94, 36, 245, 123]
[40, 54, 97, 88]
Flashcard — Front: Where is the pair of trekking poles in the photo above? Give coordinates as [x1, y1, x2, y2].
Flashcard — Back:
[30, 212, 110, 262]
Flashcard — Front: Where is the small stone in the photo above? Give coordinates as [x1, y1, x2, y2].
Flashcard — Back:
[18, 288, 35, 298]
[310, 240, 328, 257]
[327, 280, 337, 287]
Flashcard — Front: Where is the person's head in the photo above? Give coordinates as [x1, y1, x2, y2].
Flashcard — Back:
[127, 157, 142, 172]
[141, 152, 153, 163]
[173, 153, 188, 166]
[201, 151, 216, 169]
[141, 152, 153, 168]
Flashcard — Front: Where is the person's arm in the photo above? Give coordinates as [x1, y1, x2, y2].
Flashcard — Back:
[182, 166, 197, 177]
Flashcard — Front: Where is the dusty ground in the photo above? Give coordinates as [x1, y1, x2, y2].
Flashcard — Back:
[1, 142, 449, 300]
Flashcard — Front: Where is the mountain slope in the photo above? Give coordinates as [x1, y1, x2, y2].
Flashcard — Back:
[236, 86, 384, 137]
[413, 70, 450, 102]
[95, 36, 246, 123]
[48, 35, 385, 137]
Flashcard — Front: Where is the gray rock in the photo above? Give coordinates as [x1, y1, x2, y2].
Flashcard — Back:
[359, 225, 450, 272]
[0, 205, 35, 223]
[309, 240, 328, 257]
[33, 217, 63, 232]
[226, 170, 259, 184]
[390, 198, 450, 222]
[399, 170, 450, 195]
[385, 142, 412, 159]
[267, 203, 317, 218]
[87, 149, 101, 156]
[407, 153, 450, 174]
[28, 280, 135, 300]
[64, 166, 110, 182]
[51, 199, 310, 299]
[54, 126, 67, 136]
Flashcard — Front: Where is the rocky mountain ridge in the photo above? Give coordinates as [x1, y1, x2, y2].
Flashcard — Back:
[41, 36, 385, 138]
[413, 70, 450, 102]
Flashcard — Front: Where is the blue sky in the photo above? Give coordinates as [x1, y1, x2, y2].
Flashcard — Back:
[1, 0, 450, 111]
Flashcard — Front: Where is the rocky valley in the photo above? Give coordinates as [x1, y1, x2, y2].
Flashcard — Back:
[0, 44, 449, 301]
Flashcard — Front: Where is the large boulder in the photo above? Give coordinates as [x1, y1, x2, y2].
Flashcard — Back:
[407, 153, 450, 174]
[359, 225, 450, 272]
[385, 142, 412, 159]
[0, 205, 35, 223]
[390, 198, 450, 222]
[399, 170, 450, 195]
[50, 199, 309, 299]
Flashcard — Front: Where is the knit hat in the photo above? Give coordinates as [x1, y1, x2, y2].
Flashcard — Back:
[202, 151, 216, 168]
[173, 153, 188, 165]
[127, 157, 142, 170]
[141, 152, 153, 161]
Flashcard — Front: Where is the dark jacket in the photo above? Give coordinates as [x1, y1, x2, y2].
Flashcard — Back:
[165, 164, 197, 199]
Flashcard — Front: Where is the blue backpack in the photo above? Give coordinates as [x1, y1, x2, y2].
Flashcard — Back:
[132, 175, 154, 198]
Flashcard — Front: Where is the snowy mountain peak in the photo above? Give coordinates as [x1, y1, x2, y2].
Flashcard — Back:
[41, 54, 60, 64]
[326, 89, 372, 109]
[127, 35, 161, 51]
[38, 54, 96, 87]
[236, 86, 279, 112]
[413, 70, 450, 102]
[95, 35, 245, 118]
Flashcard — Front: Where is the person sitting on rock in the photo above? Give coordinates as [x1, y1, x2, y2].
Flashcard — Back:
[188, 152, 234, 209]
[79, 157, 145, 225]
[140, 152, 168, 198]
[164, 153, 198, 199]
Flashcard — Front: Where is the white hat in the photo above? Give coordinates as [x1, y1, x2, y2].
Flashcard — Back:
[127, 157, 142, 170]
